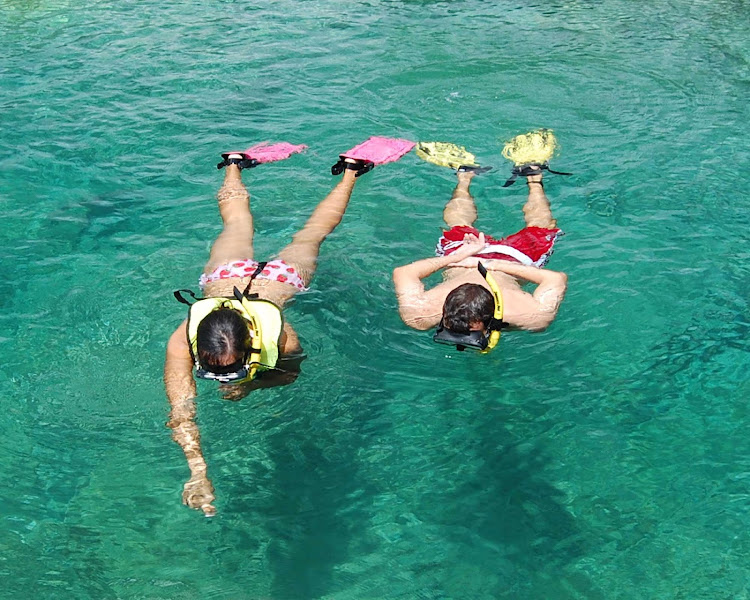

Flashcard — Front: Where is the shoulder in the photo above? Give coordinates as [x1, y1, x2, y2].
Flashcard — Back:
[397, 284, 450, 330]
[502, 287, 562, 332]
[279, 321, 303, 355]
[164, 320, 194, 387]
[166, 320, 190, 357]
[402, 312, 442, 331]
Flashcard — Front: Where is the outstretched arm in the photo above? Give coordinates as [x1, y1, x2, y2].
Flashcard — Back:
[393, 233, 486, 330]
[164, 320, 215, 517]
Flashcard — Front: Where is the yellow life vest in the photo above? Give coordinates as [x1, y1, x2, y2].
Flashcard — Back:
[180, 289, 283, 383]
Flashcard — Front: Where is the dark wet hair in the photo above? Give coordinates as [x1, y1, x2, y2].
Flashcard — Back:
[196, 308, 250, 370]
[442, 283, 494, 334]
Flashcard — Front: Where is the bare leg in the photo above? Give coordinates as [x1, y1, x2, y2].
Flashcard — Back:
[522, 170, 557, 229]
[276, 165, 358, 286]
[443, 171, 478, 227]
[203, 163, 255, 274]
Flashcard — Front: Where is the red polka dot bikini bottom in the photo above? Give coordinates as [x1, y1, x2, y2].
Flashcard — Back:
[199, 259, 307, 291]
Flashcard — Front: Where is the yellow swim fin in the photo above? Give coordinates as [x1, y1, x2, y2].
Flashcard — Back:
[501, 129, 571, 187]
[416, 141, 479, 170]
[502, 129, 558, 166]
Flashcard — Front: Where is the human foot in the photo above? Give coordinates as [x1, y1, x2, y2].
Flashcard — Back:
[331, 157, 374, 177]
[456, 169, 477, 184]
[217, 152, 258, 170]
[524, 164, 543, 185]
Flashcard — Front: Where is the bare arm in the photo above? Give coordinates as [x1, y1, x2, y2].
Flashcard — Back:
[164, 320, 215, 517]
[497, 263, 567, 330]
[280, 321, 303, 356]
[393, 233, 487, 330]
[454, 257, 568, 330]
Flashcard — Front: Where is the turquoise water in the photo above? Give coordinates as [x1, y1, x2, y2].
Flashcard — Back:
[1, 0, 749, 597]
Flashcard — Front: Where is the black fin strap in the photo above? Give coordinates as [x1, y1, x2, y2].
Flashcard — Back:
[502, 172, 518, 187]
[217, 157, 260, 170]
[174, 289, 201, 305]
[505, 162, 572, 186]
[458, 165, 492, 174]
[331, 158, 346, 176]
[240, 261, 268, 298]
[547, 167, 572, 176]
[354, 161, 374, 177]
[331, 157, 375, 177]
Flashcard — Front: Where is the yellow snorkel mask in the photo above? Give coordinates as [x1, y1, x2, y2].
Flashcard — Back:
[433, 262, 506, 353]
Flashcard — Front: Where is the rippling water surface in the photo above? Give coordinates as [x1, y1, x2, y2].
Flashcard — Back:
[1, 0, 749, 598]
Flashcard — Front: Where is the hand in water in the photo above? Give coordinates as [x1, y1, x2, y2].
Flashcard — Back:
[183, 475, 216, 517]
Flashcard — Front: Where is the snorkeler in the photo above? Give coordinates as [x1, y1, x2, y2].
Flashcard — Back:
[164, 138, 413, 516]
[393, 130, 569, 350]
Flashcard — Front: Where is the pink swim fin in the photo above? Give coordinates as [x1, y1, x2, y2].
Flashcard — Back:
[218, 142, 307, 170]
[331, 136, 415, 177]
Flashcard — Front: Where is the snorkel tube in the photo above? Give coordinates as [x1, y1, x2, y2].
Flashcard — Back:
[477, 261, 504, 353]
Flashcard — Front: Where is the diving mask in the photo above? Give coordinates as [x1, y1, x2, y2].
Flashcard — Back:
[433, 324, 492, 352]
[195, 356, 253, 384]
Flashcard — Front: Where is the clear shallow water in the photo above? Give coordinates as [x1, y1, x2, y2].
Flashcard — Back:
[1, 0, 749, 598]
